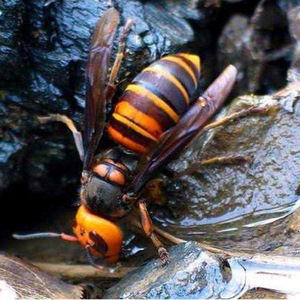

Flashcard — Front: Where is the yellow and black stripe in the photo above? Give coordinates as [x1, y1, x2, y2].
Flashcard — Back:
[108, 53, 201, 154]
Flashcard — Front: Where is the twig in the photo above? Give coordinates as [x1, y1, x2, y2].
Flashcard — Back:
[273, 80, 300, 98]
[152, 224, 234, 257]
[152, 225, 186, 244]
[129, 213, 235, 257]
[33, 262, 135, 280]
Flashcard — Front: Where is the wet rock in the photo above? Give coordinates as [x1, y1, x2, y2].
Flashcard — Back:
[159, 82, 300, 253]
[243, 289, 287, 299]
[0, 100, 30, 192]
[117, 0, 203, 61]
[0, 99, 81, 195]
[217, 14, 256, 93]
[288, 205, 300, 233]
[104, 241, 300, 299]
[285, 4, 300, 83]
[0, 254, 83, 299]
[1, 0, 206, 112]
[0, 0, 26, 88]
[104, 242, 231, 299]
[217, 0, 292, 95]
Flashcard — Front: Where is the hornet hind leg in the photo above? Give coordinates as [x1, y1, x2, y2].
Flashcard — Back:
[176, 105, 274, 177]
[106, 18, 134, 104]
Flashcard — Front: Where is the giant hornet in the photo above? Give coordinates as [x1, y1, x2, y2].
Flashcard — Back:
[14, 8, 242, 267]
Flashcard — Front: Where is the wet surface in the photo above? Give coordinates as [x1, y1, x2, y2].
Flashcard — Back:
[153, 93, 300, 252]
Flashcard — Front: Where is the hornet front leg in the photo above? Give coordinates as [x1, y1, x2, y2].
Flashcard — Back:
[138, 199, 170, 266]
[138, 199, 170, 265]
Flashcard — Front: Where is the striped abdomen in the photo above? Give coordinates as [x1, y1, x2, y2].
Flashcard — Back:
[108, 53, 201, 153]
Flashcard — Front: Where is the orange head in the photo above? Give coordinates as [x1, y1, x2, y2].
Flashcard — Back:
[73, 204, 123, 263]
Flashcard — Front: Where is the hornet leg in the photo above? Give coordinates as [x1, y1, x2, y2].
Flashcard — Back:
[202, 105, 272, 132]
[38, 114, 84, 161]
[177, 105, 274, 177]
[176, 155, 251, 178]
[138, 199, 170, 265]
[85, 245, 104, 270]
[106, 18, 134, 103]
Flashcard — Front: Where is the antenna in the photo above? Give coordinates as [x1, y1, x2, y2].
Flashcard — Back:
[13, 232, 78, 242]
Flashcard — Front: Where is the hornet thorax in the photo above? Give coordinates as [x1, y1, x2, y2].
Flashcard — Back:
[80, 148, 138, 219]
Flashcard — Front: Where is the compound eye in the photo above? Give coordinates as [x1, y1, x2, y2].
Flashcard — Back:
[89, 231, 108, 253]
